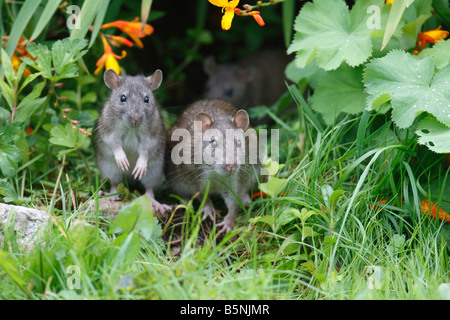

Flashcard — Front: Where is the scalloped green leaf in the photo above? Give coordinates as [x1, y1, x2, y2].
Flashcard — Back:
[419, 39, 450, 70]
[310, 64, 368, 125]
[364, 50, 450, 128]
[416, 116, 450, 153]
[287, 0, 384, 71]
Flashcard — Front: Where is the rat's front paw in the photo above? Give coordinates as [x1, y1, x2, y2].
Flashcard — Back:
[114, 149, 129, 171]
[242, 193, 251, 206]
[132, 157, 148, 180]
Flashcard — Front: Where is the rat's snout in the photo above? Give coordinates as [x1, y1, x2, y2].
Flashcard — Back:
[225, 164, 236, 173]
[129, 116, 142, 127]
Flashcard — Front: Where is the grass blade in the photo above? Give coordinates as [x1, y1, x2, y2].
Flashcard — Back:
[70, 0, 106, 40]
[89, 0, 110, 48]
[282, 0, 295, 48]
[381, 0, 412, 50]
[5, 0, 42, 57]
[30, 0, 62, 41]
[141, 0, 154, 28]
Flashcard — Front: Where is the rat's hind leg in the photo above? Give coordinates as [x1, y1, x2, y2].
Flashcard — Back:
[145, 189, 172, 218]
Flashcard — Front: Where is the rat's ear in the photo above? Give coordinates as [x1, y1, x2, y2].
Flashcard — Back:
[146, 69, 163, 90]
[195, 112, 214, 133]
[104, 69, 122, 90]
[233, 109, 249, 131]
[204, 56, 218, 75]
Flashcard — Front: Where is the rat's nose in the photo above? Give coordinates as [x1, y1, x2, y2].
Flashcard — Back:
[225, 164, 235, 173]
[130, 118, 141, 126]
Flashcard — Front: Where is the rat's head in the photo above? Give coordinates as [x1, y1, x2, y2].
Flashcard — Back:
[104, 69, 163, 127]
[194, 108, 249, 176]
[203, 56, 254, 106]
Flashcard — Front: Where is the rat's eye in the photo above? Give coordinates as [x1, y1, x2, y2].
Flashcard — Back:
[144, 96, 149, 103]
[211, 139, 219, 148]
[120, 95, 127, 102]
[225, 88, 234, 97]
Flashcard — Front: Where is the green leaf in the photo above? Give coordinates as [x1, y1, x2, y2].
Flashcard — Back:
[282, 0, 295, 48]
[277, 208, 299, 227]
[382, 0, 411, 50]
[416, 116, 450, 153]
[5, 0, 42, 57]
[419, 39, 450, 70]
[30, 0, 62, 41]
[0, 76, 15, 110]
[49, 123, 88, 149]
[364, 50, 450, 128]
[254, 215, 275, 230]
[1, 49, 16, 87]
[110, 195, 163, 245]
[17, 81, 45, 109]
[0, 249, 28, 294]
[51, 38, 88, 79]
[278, 232, 301, 256]
[0, 179, 18, 200]
[70, 0, 107, 41]
[302, 226, 319, 240]
[311, 64, 368, 125]
[112, 232, 141, 271]
[328, 189, 346, 214]
[81, 91, 97, 104]
[89, 0, 110, 48]
[19, 71, 42, 93]
[287, 0, 384, 70]
[22, 43, 53, 78]
[0, 144, 22, 177]
[141, 0, 154, 28]
[259, 177, 287, 198]
[14, 97, 46, 123]
[285, 60, 327, 89]
[296, 208, 317, 224]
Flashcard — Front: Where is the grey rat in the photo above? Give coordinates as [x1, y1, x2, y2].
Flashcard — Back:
[94, 69, 171, 217]
[165, 99, 259, 233]
[203, 49, 291, 108]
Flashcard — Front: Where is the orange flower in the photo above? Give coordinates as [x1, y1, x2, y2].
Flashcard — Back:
[417, 26, 449, 51]
[94, 34, 127, 76]
[370, 199, 387, 210]
[107, 35, 134, 48]
[2, 36, 32, 77]
[420, 199, 450, 223]
[101, 17, 154, 48]
[250, 11, 265, 27]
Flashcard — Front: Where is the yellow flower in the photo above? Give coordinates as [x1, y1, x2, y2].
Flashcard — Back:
[386, 0, 394, 4]
[209, 0, 240, 31]
[94, 34, 127, 76]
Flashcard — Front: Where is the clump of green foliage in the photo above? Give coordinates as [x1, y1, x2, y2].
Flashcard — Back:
[0, 0, 449, 300]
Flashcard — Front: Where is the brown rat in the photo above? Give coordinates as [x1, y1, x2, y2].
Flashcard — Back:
[94, 69, 171, 217]
[165, 99, 259, 233]
[203, 49, 291, 108]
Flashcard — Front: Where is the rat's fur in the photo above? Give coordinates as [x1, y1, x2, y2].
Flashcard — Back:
[165, 99, 259, 232]
[94, 69, 170, 216]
